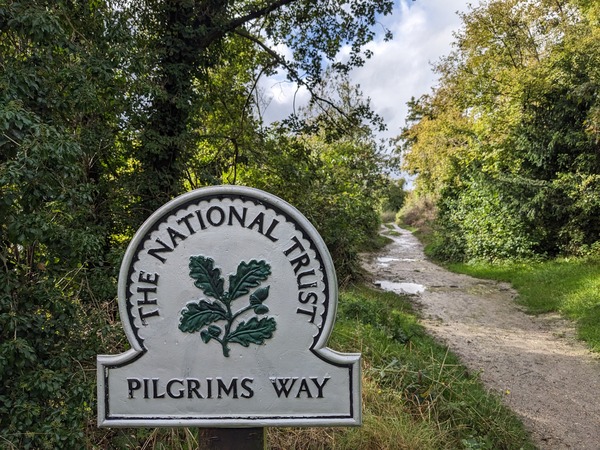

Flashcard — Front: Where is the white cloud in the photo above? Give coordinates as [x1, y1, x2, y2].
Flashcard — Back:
[259, 0, 474, 138]
[258, 75, 310, 123]
[352, 0, 472, 140]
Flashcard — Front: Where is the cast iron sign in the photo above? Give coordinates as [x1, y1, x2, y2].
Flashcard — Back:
[97, 186, 361, 427]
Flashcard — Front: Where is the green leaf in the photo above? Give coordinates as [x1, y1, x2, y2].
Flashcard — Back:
[207, 325, 222, 337]
[200, 330, 212, 343]
[179, 300, 227, 333]
[189, 255, 224, 299]
[249, 286, 270, 305]
[228, 317, 276, 347]
[253, 304, 269, 315]
[228, 260, 271, 301]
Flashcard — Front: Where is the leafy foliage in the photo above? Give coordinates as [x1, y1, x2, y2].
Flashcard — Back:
[0, 2, 129, 447]
[431, 177, 538, 261]
[399, 0, 600, 261]
[123, 0, 394, 223]
[236, 73, 391, 278]
[0, 0, 396, 446]
[380, 178, 408, 213]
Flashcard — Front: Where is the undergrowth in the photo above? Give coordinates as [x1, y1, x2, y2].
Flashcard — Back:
[267, 285, 534, 450]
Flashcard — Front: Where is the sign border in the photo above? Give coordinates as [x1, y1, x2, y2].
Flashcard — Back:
[97, 186, 361, 427]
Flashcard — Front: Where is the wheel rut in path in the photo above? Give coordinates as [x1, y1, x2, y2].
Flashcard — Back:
[361, 224, 600, 450]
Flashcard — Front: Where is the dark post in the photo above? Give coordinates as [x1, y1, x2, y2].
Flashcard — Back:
[205, 428, 265, 450]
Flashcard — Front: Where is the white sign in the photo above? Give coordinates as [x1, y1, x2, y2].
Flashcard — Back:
[97, 186, 361, 427]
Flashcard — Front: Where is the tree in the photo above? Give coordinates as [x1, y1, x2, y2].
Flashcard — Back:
[399, 0, 600, 260]
[0, 2, 132, 447]
[381, 178, 407, 212]
[124, 0, 394, 224]
[1, 1, 397, 447]
[236, 72, 391, 279]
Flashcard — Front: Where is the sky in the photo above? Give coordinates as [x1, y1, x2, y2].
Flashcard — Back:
[260, 0, 474, 142]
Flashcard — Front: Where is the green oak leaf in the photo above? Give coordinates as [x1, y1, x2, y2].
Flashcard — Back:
[228, 260, 271, 301]
[179, 300, 227, 332]
[207, 325, 222, 337]
[228, 317, 276, 347]
[200, 330, 212, 343]
[249, 286, 270, 306]
[189, 256, 224, 299]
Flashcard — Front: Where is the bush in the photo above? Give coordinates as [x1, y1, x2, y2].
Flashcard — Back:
[380, 209, 397, 223]
[430, 179, 538, 262]
[396, 191, 437, 234]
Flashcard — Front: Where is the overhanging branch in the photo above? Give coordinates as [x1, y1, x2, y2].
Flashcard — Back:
[200, 0, 297, 47]
[234, 28, 355, 127]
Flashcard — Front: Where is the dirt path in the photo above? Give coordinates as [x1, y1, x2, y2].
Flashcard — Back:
[361, 224, 600, 450]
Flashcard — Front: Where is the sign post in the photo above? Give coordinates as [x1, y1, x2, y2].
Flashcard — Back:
[205, 428, 264, 449]
[97, 186, 361, 445]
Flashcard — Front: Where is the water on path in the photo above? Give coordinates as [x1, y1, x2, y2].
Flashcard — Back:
[362, 224, 600, 450]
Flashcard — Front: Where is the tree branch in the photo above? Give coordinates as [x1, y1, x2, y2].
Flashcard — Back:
[233, 28, 354, 126]
[200, 0, 298, 47]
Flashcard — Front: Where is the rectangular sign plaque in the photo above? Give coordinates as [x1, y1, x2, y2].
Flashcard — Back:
[97, 186, 361, 427]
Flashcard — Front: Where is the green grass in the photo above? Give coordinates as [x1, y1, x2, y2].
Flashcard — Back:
[268, 285, 535, 450]
[98, 285, 534, 449]
[380, 210, 398, 223]
[447, 258, 600, 351]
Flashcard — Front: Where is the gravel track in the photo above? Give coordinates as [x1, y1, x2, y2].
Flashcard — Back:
[362, 224, 600, 449]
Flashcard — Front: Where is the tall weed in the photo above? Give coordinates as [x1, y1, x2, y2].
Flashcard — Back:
[396, 192, 437, 242]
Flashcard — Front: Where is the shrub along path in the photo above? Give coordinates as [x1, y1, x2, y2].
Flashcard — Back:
[362, 224, 600, 450]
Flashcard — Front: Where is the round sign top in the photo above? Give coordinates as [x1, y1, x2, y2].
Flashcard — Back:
[119, 185, 337, 356]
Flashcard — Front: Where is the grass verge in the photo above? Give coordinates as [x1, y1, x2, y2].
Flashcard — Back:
[267, 285, 534, 450]
[446, 258, 600, 352]
[98, 285, 534, 449]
